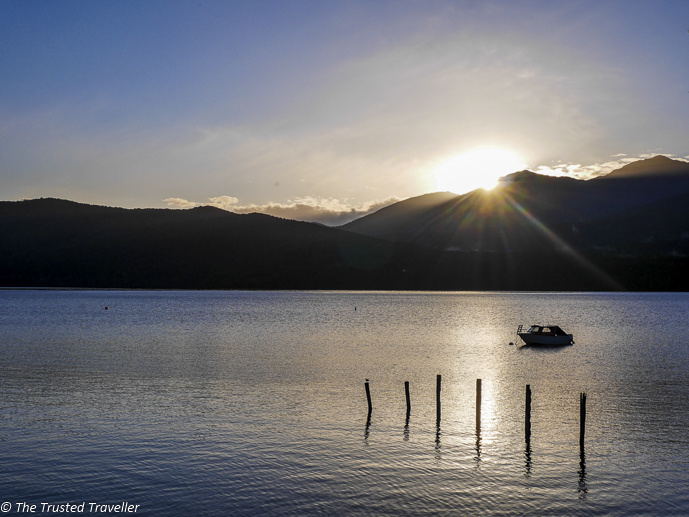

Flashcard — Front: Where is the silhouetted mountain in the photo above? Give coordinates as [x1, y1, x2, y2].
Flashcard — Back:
[336, 191, 465, 243]
[0, 198, 421, 289]
[340, 156, 689, 256]
[598, 155, 689, 178]
[0, 200, 381, 288]
[341, 173, 589, 252]
[4, 196, 682, 291]
[582, 156, 689, 216]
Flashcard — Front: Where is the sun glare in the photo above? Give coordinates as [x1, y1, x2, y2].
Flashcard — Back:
[432, 148, 526, 194]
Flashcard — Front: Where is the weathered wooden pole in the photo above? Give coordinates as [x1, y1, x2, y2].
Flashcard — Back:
[436, 374, 442, 423]
[525, 384, 532, 442]
[580, 392, 587, 446]
[476, 378, 482, 429]
[404, 381, 411, 417]
[365, 380, 372, 415]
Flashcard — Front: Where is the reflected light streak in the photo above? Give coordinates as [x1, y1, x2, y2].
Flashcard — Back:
[500, 192, 625, 290]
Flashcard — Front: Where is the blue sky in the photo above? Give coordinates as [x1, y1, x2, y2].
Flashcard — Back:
[2, 0, 689, 224]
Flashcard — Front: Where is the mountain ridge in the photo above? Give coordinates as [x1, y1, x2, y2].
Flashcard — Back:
[0, 196, 648, 290]
[596, 155, 689, 179]
[3, 155, 689, 291]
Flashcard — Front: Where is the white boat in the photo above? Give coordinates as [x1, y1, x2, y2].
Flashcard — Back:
[517, 324, 574, 346]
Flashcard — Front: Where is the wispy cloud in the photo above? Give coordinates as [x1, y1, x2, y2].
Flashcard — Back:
[163, 195, 400, 226]
[156, 30, 629, 204]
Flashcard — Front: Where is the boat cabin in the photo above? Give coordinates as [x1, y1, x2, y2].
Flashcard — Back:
[526, 325, 568, 335]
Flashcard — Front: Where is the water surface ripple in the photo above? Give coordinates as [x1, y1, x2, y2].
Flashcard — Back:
[1, 290, 688, 515]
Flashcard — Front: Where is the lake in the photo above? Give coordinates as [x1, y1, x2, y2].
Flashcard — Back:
[1, 290, 688, 515]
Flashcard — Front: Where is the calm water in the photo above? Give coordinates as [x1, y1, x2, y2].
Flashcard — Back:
[1, 290, 689, 516]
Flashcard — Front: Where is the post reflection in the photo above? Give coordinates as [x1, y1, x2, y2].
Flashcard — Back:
[524, 436, 532, 477]
[435, 422, 442, 456]
[364, 411, 371, 443]
[474, 420, 482, 468]
[404, 380, 411, 442]
[475, 379, 482, 468]
[578, 445, 588, 497]
[524, 384, 532, 476]
[578, 391, 588, 497]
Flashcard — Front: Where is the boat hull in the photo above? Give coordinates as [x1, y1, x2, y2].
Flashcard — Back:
[518, 333, 574, 346]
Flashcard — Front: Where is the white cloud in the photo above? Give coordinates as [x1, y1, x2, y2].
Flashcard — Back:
[207, 196, 239, 209]
[162, 197, 197, 209]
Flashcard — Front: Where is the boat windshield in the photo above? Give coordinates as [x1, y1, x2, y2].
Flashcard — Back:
[527, 326, 567, 334]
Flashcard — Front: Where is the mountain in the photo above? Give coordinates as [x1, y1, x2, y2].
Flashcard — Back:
[340, 156, 689, 255]
[3, 196, 677, 291]
[341, 172, 589, 252]
[582, 155, 689, 216]
[0, 198, 420, 290]
[335, 191, 464, 243]
[597, 155, 689, 179]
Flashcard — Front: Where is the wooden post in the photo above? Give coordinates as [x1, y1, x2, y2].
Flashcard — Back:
[436, 374, 442, 423]
[525, 384, 532, 441]
[580, 392, 587, 446]
[404, 381, 411, 417]
[476, 378, 482, 429]
[365, 380, 372, 415]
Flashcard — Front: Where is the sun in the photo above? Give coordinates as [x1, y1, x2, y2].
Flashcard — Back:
[432, 148, 526, 194]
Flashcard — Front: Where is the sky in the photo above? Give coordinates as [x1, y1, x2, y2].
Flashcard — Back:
[2, 0, 689, 225]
